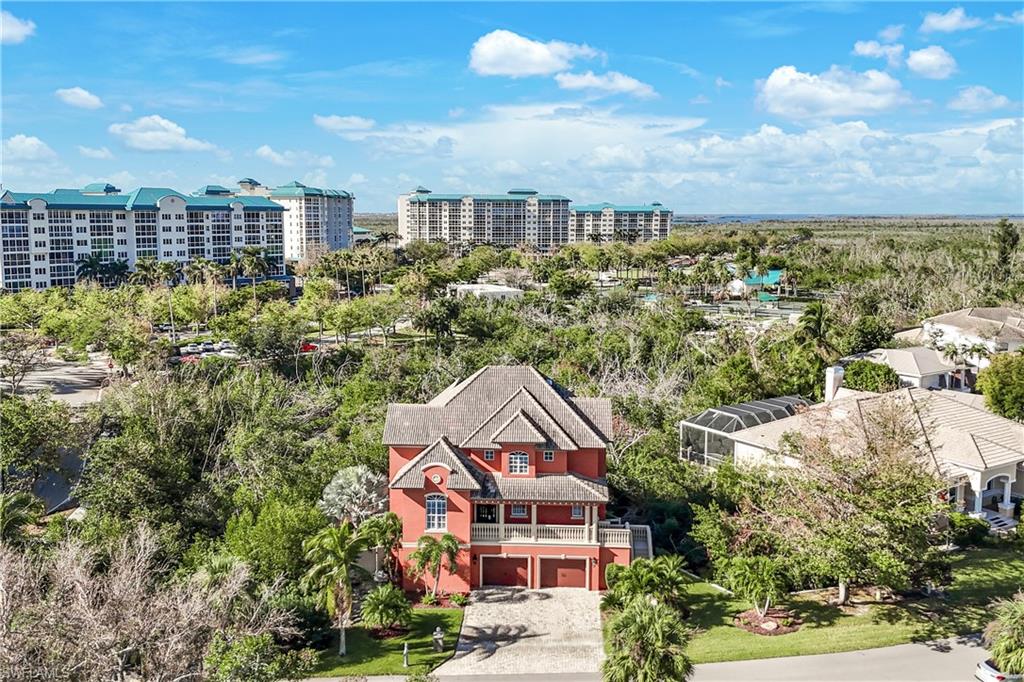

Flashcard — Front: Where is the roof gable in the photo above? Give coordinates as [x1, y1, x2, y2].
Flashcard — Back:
[490, 409, 549, 445]
[388, 437, 482, 491]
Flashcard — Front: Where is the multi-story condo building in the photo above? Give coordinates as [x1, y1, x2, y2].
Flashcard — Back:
[238, 179, 354, 261]
[569, 202, 673, 243]
[384, 365, 651, 591]
[0, 183, 284, 291]
[397, 187, 571, 251]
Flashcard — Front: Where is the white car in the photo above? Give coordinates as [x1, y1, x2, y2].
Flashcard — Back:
[976, 660, 1023, 682]
[218, 349, 240, 359]
[180, 344, 201, 355]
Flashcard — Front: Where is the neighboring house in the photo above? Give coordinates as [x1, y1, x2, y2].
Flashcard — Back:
[451, 283, 524, 300]
[679, 396, 810, 467]
[383, 365, 651, 592]
[922, 307, 1024, 368]
[853, 346, 973, 390]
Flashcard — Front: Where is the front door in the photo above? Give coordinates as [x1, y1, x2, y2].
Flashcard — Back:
[475, 504, 497, 523]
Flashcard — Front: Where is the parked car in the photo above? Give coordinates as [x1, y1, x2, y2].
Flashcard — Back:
[300, 342, 318, 353]
[218, 349, 240, 359]
[976, 660, 1023, 682]
[180, 344, 201, 355]
[200, 341, 215, 352]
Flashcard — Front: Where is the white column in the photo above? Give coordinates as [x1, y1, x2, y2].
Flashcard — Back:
[1004, 479, 1013, 505]
[955, 481, 966, 512]
[498, 502, 505, 541]
[973, 489, 984, 515]
[999, 479, 1016, 519]
[531, 504, 537, 541]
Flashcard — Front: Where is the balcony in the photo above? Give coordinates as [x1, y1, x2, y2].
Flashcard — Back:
[470, 522, 636, 548]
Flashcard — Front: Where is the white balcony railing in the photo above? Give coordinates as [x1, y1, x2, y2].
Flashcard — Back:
[470, 522, 635, 548]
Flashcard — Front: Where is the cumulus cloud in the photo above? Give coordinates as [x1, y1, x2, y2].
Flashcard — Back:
[948, 86, 1011, 112]
[920, 7, 983, 33]
[756, 65, 910, 120]
[254, 144, 334, 168]
[984, 120, 1023, 155]
[469, 29, 600, 77]
[55, 86, 104, 109]
[852, 40, 904, 68]
[77, 145, 114, 160]
[878, 24, 904, 42]
[3, 134, 56, 161]
[1, 10, 36, 45]
[346, 172, 367, 185]
[906, 46, 957, 79]
[995, 9, 1024, 24]
[108, 115, 216, 152]
[313, 114, 376, 133]
[554, 71, 656, 99]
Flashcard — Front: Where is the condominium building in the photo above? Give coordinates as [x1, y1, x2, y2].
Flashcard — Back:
[0, 183, 284, 292]
[397, 187, 571, 251]
[238, 179, 354, 261]
[569, 202, 673, 243]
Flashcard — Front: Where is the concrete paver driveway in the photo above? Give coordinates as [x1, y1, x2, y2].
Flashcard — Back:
[435, 587, 604, 676]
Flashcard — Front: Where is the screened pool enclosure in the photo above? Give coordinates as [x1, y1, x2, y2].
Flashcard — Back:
[678, 396, 808, 466]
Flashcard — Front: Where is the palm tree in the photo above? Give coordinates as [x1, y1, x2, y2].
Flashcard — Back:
[75, 254, 105, 283]
[408, 533, 459, 598]
[240, 246, 271, 306]
[603, 597, 694, 682]
[129, 256, 161, 286]
[359, 511, 402, 578]
[0, 491, 41, 544]
[985, 592, 1024, 675]
[183, 257, 212, 285]
[227, 251, 244, 290]
[602, 555, 689, 612]
[795, 301, 836, 360]
[105, 259, 130, 285]
[302, 522, 368, 656]
[374, 231, 400, 249]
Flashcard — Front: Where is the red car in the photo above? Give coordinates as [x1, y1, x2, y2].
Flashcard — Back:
[300, 342, 319, 353]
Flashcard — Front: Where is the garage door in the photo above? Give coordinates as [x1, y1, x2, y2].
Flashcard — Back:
[481, 557, 529, 587]
[539, 558, 587, 588]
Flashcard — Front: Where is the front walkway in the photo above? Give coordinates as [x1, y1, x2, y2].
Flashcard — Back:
[434, 587, 604, 676]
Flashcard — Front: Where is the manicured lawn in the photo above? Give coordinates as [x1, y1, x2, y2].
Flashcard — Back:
[312, 608, 464, 676]
[682, 547, 1024, 664]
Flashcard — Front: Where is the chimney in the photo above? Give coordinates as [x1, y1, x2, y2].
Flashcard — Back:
[824, 366, 844, 402]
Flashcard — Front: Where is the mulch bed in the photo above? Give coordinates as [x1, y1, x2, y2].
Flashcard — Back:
[408, 593, 468, 609]
[368, 626, 410, 640]
[734, 607, 802, 636]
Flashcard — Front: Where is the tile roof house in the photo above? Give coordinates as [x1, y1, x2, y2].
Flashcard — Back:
[923, 307, 1024, 368]
[384, 366, 650, 592]
[852, 346, 973, 391]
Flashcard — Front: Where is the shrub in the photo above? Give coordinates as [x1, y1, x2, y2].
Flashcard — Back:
[948, 512, 989, 547]
[449, 593, 469, 607]
[842, 359, 901, 393]
[361, 583, 413, 631]
[420, 592, 438, 606]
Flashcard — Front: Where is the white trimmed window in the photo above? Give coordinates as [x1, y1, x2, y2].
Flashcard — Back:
[425, 494, 447, 531]
[571, 505, 584, 519]
[484, 449, 495, 461]
[543, 450, 555, 462]
[511, 504, 528, 518]
[508, 451, 529, 474]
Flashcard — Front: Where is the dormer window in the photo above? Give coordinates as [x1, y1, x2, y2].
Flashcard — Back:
[508, 451, 529, 475]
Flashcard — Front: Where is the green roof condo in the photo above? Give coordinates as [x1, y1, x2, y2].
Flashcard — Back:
[569, 202, 673, 243]
[237, 179, 354, 260]
[0, 185, 285, 292]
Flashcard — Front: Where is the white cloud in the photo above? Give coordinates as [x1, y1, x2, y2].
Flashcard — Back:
[995, 10, 1024, 24]
[906, 46, 957, 79]
[302, 169, 328, 188]
[948, 86, 1011, 112]
[852, 40, 904, 68]
[984, 120, 1023, 155]
[346, 173, 367, 186]
[690, 95, 711, 105]
[213, 46, 287, 66]
[108, 115, 216, 152]
[554, 71, 657, 99]
[77, 145, 114, 160]
[469, 29, 600, 77]
[2, 134, 56, 161]
[254, 144, 334, 168]
[878, 24, 904, 42]
[715, 76, 733, 89]
[120, 103, 133, 113]
[920, 7, 983, 33]
[448, 107, 465, 119]
[55, 86, 104, 109]
[1, 10, 36, 45]
[756, 65, 911, 120]
[313, 114, 376, 133]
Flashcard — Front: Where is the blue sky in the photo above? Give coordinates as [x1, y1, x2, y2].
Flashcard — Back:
[2, 2, 1022, 213]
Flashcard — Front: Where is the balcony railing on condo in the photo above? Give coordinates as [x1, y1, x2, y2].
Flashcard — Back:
[470, 522, 632, 547]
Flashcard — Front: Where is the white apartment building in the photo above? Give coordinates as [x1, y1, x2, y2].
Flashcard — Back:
[569, 202, 673, 243]
[237, 179, 353, 261]
[397, 187, 571, 251]
[0, 183, 285, 291]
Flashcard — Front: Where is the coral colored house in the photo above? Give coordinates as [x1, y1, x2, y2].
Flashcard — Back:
[383, 365, 651, 592]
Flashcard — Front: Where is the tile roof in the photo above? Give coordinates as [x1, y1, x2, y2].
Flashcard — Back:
[383, 366, 611, 449]
[389, 437, 483, 491]
[472, 473, 609, 503]
[924, 307, 1024, 343]
[859, 346, 960, 377]
[269, 180, 352, 199]
[2, 187, 284, 212]
[489, 410, 549, 444]
[572, 202, 672, 213]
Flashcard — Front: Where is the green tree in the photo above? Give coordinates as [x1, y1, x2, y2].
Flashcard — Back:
[603, 597, 693, 682]
[603, 555, 689, 612]
[0, 393, 82, 493]
[977, 353, 1024, 422]
[842, 359, 902, 393]
[795, 301, 836, 360]
[727, 556, 786, 617]
[993, 218, 1020, 282]
[204, 633, 315, 682]
[840, 315, 894, 356]
[318, 465, 387, 525]
[984, 591, 1024, 675]
[413, 297, 461, 345]
[241, 247, 272, 306]
[302, 522, 368, 656]
[360, 511, 403, 578]
[408, 533, 460, 598]
[224, 498, 329, 582]
[549, 270, 592, 299]
[0, 491, 42, 544]
[75, 254, 106, 282]
[361, 583, 413, 631]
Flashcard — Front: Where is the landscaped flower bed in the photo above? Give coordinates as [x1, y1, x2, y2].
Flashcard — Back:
[733, 607, 802, 636]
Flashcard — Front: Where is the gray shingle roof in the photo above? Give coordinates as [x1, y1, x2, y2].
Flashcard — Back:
[472, 473, 609, 503]
[388, 437, 483, 491]
[383, 366, 611, 449]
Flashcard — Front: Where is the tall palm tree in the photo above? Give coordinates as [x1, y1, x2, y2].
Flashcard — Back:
[603, 597, 694, 682]
[129, 256, 161, 287]
[105, 259, 130, 285]
[0, 491, 41, 545]
[75, 254, 105, 283]
[359, 511, 402, 578]
[795, 301, 836, 360]
[374, 231, 400, 249]
[302, 522, 368, 656]
[240, 247, 270, 306]
[227, 251, 244, 290]
[408, 533, 460, 598]
[183, 257, 212, 285]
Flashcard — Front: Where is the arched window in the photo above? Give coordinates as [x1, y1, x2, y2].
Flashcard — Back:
[508, 451, 529, 475]
[425, 494, 447, 531]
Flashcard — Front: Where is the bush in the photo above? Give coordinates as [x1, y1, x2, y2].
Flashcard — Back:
[948, 512, 989, 547]
[204, 633, 315, 682]
[449, 592, 469, 607]
[420, 592, 438, 606]
[842, 359, 902, 393]
[361, 583, 413, 630]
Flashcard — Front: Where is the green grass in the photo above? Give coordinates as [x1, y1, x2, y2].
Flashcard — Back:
[312, 608, 464, 676]
[629, 547, 1024, 664]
